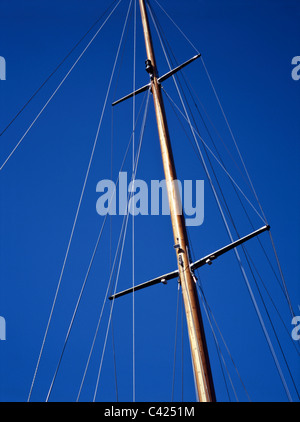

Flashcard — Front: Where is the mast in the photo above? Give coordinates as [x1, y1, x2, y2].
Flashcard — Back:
[138, 0, 216, 402]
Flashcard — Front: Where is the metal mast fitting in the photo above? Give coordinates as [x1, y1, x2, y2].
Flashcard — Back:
[137, 0, 215, 402]
[112, 55, 200, 106]
[109, 224, 270, 300]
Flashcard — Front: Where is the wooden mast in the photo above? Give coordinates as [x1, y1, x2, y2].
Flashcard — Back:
[138, 0, 216, 402]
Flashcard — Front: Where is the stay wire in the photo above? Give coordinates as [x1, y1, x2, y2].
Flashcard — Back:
[171, 282, 181, 402]
[148, 6, 266, 234]
[46, 114, 136, 403]
[76, 200, 130, 401]
[111, 319, 119, 402]
[200, 57, 295, 319]
[164, 87, 294, 401]
[57, 39, 150, 407]
[177, 67, 299, 392]
[132, 0, 137, 403]
[0, 0, 119, 138]
[187, 232, 249, 401]
[196, 281, 239, 402]
[166, 90, 239, 400]
[151, 0, 294, 321]
[153, 0, 293, 320]
[36, 0, 128, 401]
[92, 89, 150, 402]
[108, 92, 150, 300]
[93, 215, 130, 402]
[241, 246, 300, 399]
[146, 9, 246, 236]
[46, 0, 130, 397]
[150, 9, 293, 402]
[76, 89, 150, 401]
[151, 0, 257, 195]
[245, 249, 300, 356]
[45, 85, 148, 403]
[149, 4, 241, 401]
[179, 79, 254, 190]
[148, 5, 237, 400]
[161, 88, 266, 225]
[1, 0, 122, 172]
[164, 80, 250, 401]
[27, 0, 123, 402]
[163, 80, 294, 333]
[151, 0, 200, 55]
[195, 98, 300, 396]
[180, 98, 294, 401]
[181, 295, 184, 401]
[108, 0, 137, 400]
[174, 36, 298, 380]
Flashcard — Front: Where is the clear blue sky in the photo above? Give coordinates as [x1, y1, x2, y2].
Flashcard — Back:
[0, 0, 299, 402]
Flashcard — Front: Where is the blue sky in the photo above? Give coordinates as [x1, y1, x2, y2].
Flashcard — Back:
[0, 0, 299, 402]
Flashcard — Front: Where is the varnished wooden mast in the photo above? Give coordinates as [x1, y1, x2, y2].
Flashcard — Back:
[138, 0, 216, 402]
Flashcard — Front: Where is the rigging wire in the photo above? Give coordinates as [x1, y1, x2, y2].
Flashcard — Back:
[148, 2, 244, 402]
[168, 87, 288, 400]
[166, 85, 292, 401]
[93, 215, 131, 402]
[181, 295, 184, 401]
[76, 91, 150, 401]
[187, 232, 250, 401]
[200, 57, 296, 320]
[152, 0, 255, 196]
[146, 8, 266, 226]
[110, 98, 119, 403]
[23, 0, 295, 403]
[111, 320, 119, 401]
[45, 115, 137, 402]
[187, 84, 300, 396]
[156, 7, 299, 397]
[170, 107, 237, 401]
[148, 4, 224, 403]
[0, 0, 122, 172]
[0, 0, 119, 138]
[147, 13, 261, 242]
[189, 88, 292, 301]
[107, 14, 135, 403]
[150, 0, 295, 320]
[163, 76, 299, 357]
[75, 89, 150, 401]
[76, 213, 129, 401]
[161, 88, 266, 225]
[177, 77, 260, 193]
[246, 252, 300, 357]
[148, 6, 294, 402]
[107, 0, 137, 402]
[152, 0, 267, 227]
[27, 0, 126, 402]
[196, 281, 240, 402]
[188, 101, 293, 400]
[171, 282, 181, 402]
[241, 246, 300, 399]
[45, 87, 149, 402]
[92, 88, 150, 402]
[152, 20, 299, 395]
[132, 0, 137, 403]
[152, 0, 200, 55]
[163, 65, 296, 357]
